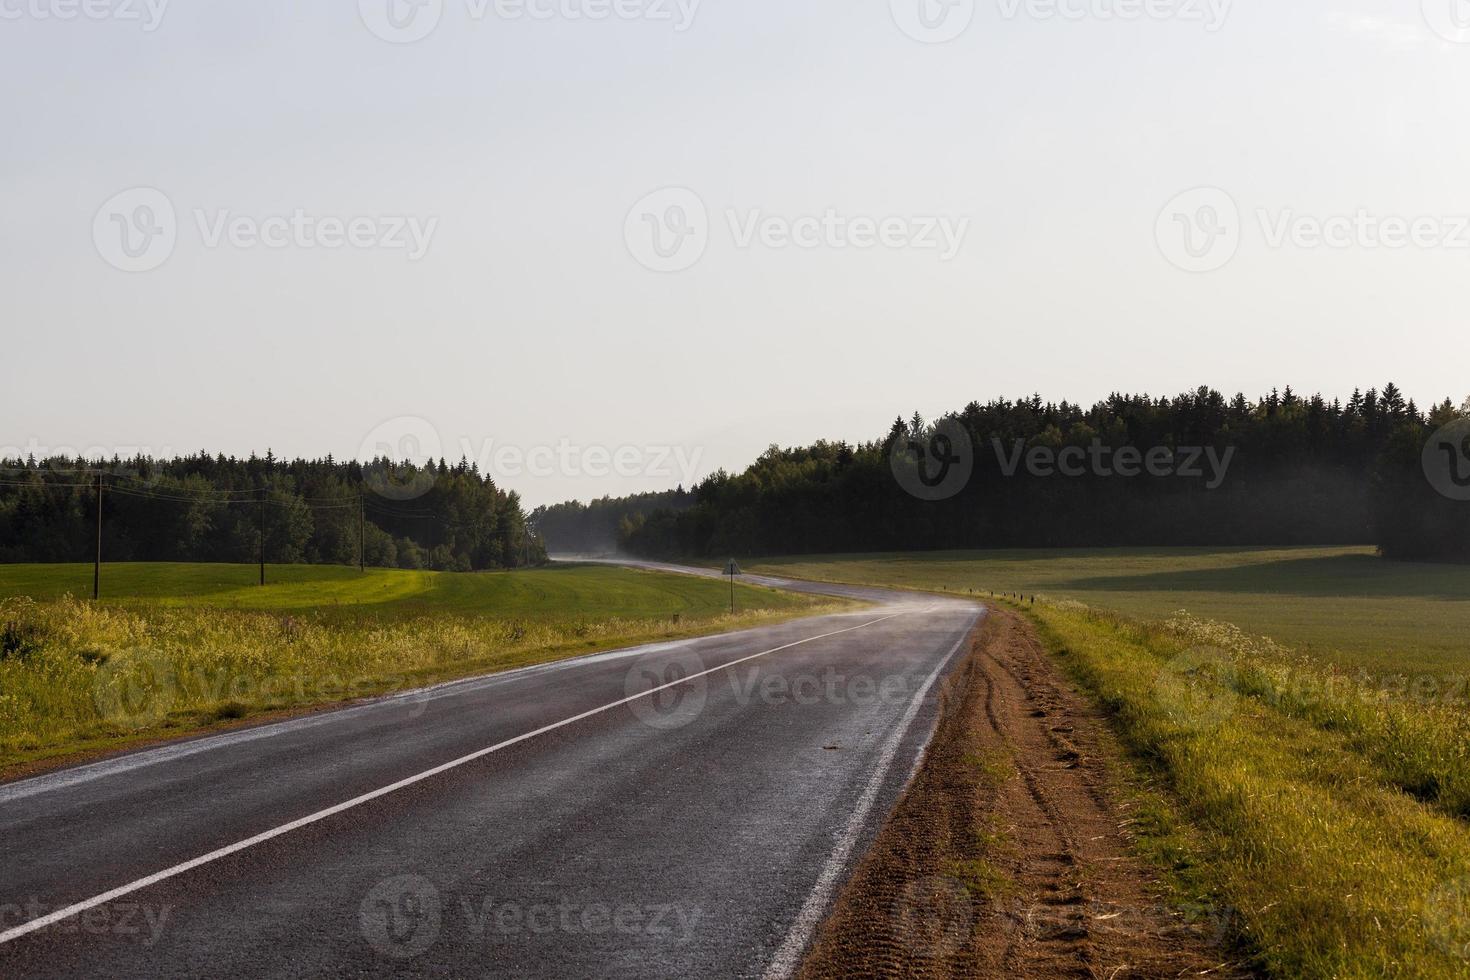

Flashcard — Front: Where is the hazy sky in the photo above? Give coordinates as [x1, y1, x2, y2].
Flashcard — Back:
[3, 0, 1468, 506]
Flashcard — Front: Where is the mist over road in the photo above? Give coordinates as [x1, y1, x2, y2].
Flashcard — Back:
[0, 562, 980, 978]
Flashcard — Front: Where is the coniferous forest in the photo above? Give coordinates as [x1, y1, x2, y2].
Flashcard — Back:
[537, 386, 1470, 563]
[0, 453, 544, 571]
[6, 386, 1467, 570]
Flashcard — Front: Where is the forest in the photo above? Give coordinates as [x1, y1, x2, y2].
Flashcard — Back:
[6, 386, 1465, 571]
[0, 452, 545, 571]
[548, 386, 1469, 563]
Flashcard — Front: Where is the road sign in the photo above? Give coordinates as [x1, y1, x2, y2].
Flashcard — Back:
[725, 560, 741, 614]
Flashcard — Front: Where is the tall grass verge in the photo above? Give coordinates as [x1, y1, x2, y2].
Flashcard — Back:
[0, 595, 840, 771]
[1026, 600, 1470, 977]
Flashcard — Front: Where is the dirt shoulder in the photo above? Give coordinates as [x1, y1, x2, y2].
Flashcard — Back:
[796, 604, 1250, 979]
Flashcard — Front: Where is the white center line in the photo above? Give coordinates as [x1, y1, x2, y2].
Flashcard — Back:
[0, 611, 903, 947]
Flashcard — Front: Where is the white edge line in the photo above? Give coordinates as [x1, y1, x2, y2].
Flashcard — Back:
[759, 610, 982, 980]
[0, 611, 903, 947]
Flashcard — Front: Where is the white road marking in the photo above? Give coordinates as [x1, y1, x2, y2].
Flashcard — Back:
[0, 623, 780, 804]
[0, 601, 892, 805]
[0, 612, 904, 947]
[759, 613, 981, 980]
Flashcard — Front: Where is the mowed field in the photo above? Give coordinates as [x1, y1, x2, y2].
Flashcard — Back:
[0, 561, 806, 620]
[747, 546, 1470, 676]
[0, 562, 834, 773]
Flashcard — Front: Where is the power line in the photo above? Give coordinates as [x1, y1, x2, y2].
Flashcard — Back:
[0, 480, 98, 489]
[106, 487, 252, 505]
[0, 467, 104, 476]
[110, 481, 257, 497]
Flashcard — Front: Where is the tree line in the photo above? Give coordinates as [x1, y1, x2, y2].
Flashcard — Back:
[0, 452, 546, 571]
[552, 386, 1469, 563]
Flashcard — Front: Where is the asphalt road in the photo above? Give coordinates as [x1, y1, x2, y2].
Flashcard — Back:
[0, 562, 982, 978]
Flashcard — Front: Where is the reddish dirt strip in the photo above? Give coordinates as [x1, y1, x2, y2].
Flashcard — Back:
[796, 607, 1253, 979]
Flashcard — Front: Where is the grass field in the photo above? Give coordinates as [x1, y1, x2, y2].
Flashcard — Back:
[0, 562, 837, 773]
[0, 561, 795, 620]
[753, 546, 1470, 977]
[747, 546, 1470, 676]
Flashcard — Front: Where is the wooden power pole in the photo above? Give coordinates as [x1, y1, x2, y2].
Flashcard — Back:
[359, 493, 366, 573]
[258, 487, 266, 586]
[93, 474, 103, 601]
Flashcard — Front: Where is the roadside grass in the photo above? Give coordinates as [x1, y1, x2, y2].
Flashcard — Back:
[0, 563, 839, 773]
[745, 546, 1470, 676]
[1024, 601, 1470, 978]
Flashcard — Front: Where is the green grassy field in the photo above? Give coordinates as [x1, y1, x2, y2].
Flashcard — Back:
[747, 546, 1470, 676]
[0, 562, 836, 773]
[0, 561, 802, 620]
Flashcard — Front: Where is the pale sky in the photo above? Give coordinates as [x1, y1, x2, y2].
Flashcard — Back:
[3, 0, 1468, 506]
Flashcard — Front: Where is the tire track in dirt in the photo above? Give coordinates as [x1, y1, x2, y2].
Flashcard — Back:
[795, 606, 1253, 979]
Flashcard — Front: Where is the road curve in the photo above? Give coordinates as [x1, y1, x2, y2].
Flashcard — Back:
[0, 562, 981, 978]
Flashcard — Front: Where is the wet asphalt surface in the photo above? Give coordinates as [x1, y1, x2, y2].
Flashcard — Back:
[0, 561, 981, 978]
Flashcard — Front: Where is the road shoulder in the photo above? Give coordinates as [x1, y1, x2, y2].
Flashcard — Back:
[795, 605, 1249, 978]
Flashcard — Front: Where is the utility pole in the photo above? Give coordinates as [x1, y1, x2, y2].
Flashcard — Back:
[359, 493, 366, 573]
[258, 487, 266, 587]
[93, 473, 103, 601]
